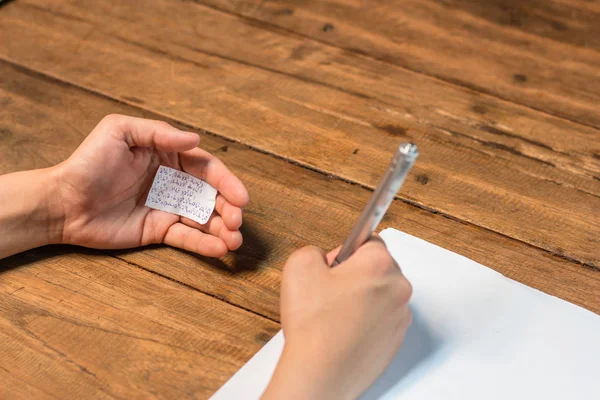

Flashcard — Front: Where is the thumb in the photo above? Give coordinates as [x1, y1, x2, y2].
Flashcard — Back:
[101, 114, 200, 152]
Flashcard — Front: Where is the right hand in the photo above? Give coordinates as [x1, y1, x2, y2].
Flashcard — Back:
[263, 237, 413, 400]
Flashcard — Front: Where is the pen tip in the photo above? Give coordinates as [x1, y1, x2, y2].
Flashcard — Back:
[400, 142, 418, 155]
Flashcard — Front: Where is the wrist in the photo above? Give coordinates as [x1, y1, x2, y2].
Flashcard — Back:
[43, 166, 67, 245]
[0, 167, 66, 258]
[262, 341, 350, 400]
[19, 167, 66, 246]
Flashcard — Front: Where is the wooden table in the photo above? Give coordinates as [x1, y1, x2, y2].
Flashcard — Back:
[0, 0, 598, 398]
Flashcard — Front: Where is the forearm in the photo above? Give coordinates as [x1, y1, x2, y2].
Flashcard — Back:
[0, 168, 64, 259]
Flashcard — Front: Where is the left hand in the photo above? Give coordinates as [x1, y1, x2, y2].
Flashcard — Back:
[53, 114, 249, 257]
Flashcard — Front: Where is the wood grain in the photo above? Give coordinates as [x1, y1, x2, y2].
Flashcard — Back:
[2, 61, 598, 323]
[201, 0, 600, 129]
[0, 0, 598, 267]
[0, 248, 279, 399]
[23, 0, 600, 184]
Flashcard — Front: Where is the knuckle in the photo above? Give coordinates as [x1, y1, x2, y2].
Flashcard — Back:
[285, 246, 320, 269]
[301, 245, 323, 258]
[283, 252, 302, 271]
[394, 276, 413, 304]
[100, 114, 123, 126]
[377, 249, 394, 267]
[366, 248, 394, 276]
[153, 120, 171, 130]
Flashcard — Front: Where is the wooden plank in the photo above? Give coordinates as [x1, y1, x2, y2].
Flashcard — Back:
[1, 1, 598, 267]
[12, 0, 600, 187]
[0, 248, 279, 399]
[200, 0, 600, 129]
[1, 61, 598, 322]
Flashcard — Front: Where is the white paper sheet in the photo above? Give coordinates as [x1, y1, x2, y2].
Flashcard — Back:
[211, 228, 600, 399]
[145, 166, 217, 225]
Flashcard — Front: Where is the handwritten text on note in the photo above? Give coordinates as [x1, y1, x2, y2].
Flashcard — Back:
[145, 166, 217, 225]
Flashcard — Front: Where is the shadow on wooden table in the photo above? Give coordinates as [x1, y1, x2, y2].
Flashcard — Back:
[0, 222, 272, 276]
[0, 245, 98, 273]
[110, 221, 273, 275]
[0, 0, 16, 9]
[180, 222, 272, 274]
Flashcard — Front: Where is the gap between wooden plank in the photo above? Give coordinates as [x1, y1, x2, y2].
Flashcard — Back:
[1, 58, 595, 273]
[113, 254, 279, 323]
[195, 0, 600, 132]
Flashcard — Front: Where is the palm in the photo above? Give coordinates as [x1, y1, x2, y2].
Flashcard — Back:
[58, 115, 248, 257]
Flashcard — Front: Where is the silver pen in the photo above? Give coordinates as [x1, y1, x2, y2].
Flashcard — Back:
[331, 142, 419, 267]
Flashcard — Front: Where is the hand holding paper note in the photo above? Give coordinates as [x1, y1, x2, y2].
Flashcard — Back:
[212, 229, 600, 400]
[43, 114, 248, 258]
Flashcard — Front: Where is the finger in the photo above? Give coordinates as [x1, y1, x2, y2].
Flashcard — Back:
[102, 114, 200, 152]
[330, 233, 385, 263]
[372, 235, 402, 272]
[216, 194, 243, 230]
[326, 246, 341, 266]
[180, 215, 243, 251]
[163, 222, 228, 257]
[356, 235, 388, 258]
[179, 147, 249, 208]
[346, 236, 398, 274]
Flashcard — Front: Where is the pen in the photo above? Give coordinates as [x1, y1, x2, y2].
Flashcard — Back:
[331, 142, 419, 267]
